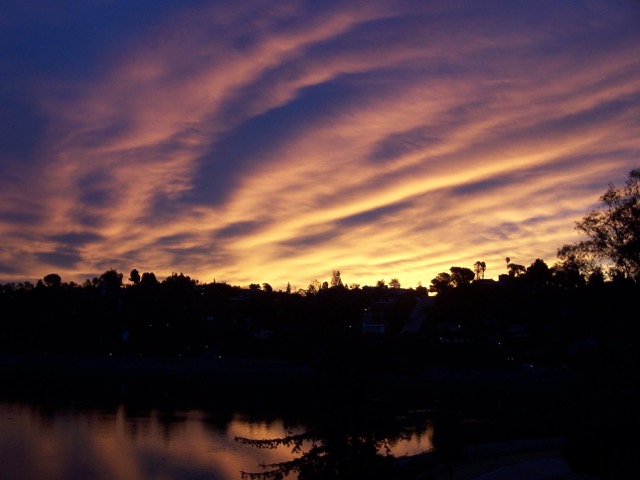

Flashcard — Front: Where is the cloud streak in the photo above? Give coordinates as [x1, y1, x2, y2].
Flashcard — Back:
[1, 0, 639, 289]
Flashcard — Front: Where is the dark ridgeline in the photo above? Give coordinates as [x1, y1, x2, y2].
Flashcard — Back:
[1, 169, 639, 479]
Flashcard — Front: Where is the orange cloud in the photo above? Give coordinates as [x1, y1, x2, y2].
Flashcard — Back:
[1, 1, 639, 288]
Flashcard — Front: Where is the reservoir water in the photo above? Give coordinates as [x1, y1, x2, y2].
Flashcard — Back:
[1, 400, 436, 480]
[0, 371, 439, 480]
[1, 402, 303, 480]
[3, 359, 616, 480]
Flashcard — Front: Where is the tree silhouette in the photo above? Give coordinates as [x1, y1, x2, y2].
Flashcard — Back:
[473, 261, 486, 280]
[330, 270, 343, 288]
[449, 266, 474, 287]
[140, 271, 159, 287]
[429, 272, 452, 295]
[307, 279, 320, 295]
[129, 268, 141, 285]
[525, 259, 551, 285]
[163, 272, 197, 288]
[43, 273, 62, 288]
[554, 246, 590, 287]
[560, 168, 640, 280]
[99, 269, 123, 291]
[235, 388, 429, 480]
[507, 262, 526, 278]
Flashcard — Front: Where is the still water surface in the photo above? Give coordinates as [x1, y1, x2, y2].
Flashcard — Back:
[1, 363, 578, 480]
[0, 399, 433, 480]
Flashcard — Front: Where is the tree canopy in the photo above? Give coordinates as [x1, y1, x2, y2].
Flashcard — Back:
[560, 168, 640, 281]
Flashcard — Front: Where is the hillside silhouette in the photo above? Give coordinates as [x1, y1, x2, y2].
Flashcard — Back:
[2, 169, 638, 371]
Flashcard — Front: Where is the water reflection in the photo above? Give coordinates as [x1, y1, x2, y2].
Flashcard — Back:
[234, 390, 434, 480]
[0, 396, 433, 480]
[0, 402, 314, 480]
[1, 367, 584, 480]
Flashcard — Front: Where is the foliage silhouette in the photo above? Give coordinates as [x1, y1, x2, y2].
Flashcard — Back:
[473, 261, 486, 280]
[43, 273, 62, 288]
[129, 269, 140, 285]
[235, 386, 431, 480]
[449, 266, 474, 287]
[525, 258, 551, 286]
[560, 168, 640, 281]
[429, 272, 452, 295]
[0, 170, 638, 373]
[506, 262, 526, 278]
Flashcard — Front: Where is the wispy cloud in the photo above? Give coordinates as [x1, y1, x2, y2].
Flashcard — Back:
[0, 0, 639, 288]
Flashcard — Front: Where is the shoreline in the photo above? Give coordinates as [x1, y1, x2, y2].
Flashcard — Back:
[0, 351, 575, 394]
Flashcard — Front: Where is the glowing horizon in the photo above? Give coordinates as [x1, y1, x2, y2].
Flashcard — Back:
[1, 1, 639, 290]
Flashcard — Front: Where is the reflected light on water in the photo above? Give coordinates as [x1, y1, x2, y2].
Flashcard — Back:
[0, 403, 307, 480]
[385, 424, 434, 457]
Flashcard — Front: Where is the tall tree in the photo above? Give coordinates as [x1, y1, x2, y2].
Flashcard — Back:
[473, 261, 486, 280]
[560, 168, 640, 280]
[307, 279, 320, 295]
[330, 270, 343, 288]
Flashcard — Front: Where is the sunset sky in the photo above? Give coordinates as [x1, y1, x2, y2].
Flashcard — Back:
[1, 0, 639, 290]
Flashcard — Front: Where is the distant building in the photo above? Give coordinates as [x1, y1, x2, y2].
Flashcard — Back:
[361, 308, 386, 334]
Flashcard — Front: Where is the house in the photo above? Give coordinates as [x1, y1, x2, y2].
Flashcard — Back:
[361, 307, 386, 334]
